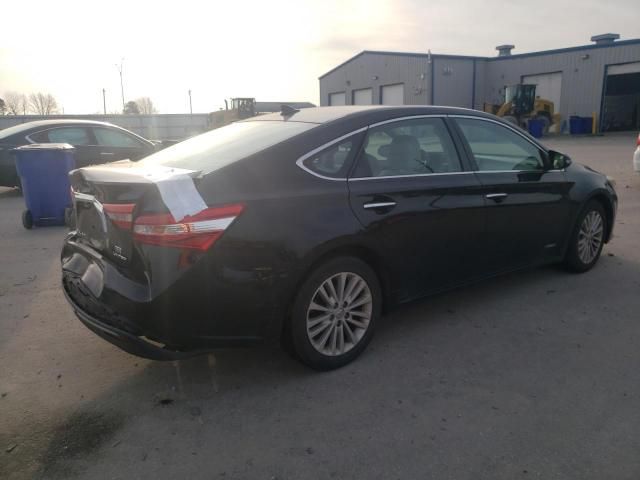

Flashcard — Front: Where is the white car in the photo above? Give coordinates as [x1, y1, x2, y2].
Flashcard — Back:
[634, 132, 640, 173]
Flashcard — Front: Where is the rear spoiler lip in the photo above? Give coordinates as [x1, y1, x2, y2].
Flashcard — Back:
[70, 161, 207, 223]
[70, 161, 201, 185]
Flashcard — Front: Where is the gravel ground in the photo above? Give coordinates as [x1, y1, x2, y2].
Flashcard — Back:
[1, 132, 639, 480]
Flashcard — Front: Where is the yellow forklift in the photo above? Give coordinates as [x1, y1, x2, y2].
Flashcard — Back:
[485, 84, 556, 132]
[209, 97, 257, 129]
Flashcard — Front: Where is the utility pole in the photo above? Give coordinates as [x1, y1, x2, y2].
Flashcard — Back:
[116, 58, 125, 112]
[188, 89, 193, 114]
[102, 88, 107, 114]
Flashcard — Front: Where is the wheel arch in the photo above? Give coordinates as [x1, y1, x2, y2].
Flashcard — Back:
[302, 244, 391, 307]
[279, 243, 392, 344]
[586, 192, 615, 242]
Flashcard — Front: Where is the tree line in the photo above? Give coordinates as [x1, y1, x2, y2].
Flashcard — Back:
[0, 92, 158, 115]
[123, 97, 157, 114]
[0, 92, 59, 115]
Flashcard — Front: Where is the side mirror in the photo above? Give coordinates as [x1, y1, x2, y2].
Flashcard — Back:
[548, 150, 572, 170]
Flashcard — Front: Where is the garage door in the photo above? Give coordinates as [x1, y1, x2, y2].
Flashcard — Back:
[608, 62, 640, 75]
[381, 84, 404, 105]
[602, 62, 640, 132]
[329, 92, 346, 106]
[353, 88, 373, 105]
[522, 72, 562, 110]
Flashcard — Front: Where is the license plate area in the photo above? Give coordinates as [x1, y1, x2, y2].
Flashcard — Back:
[75, 199, 108, 251]
[74, 196, 133, 264]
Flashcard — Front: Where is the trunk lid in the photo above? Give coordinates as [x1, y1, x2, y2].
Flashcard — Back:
[70, 161, 201, 265]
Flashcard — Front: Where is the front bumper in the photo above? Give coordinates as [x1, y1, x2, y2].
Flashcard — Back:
[62, 273, 207, 361]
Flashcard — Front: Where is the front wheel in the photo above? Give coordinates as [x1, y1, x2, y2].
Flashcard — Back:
[564, 201, 606, 272]
[288, 257, 382, 370]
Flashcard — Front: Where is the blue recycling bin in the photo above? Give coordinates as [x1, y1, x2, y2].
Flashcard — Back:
[528, 119, 544, 138]
[12, 143, 76, 229]
[581, 116, 593, 134]
[569, 116, 582, 135]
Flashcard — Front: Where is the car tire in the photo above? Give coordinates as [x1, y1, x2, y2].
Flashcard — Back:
[564, 200, 606, 273]
[288, 256, 381, 371]
[22, 210, 33, 229]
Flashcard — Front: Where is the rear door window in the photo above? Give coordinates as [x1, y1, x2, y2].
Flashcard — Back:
[352, 117, 462, 178]
[39, 127, 92, 146]
[93, 128, 144, 148]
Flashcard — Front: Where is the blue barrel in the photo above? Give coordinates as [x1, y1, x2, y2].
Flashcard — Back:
[581, 116, 593, 134]
[12, 143, 76, 229]
[528, 119, 544, 138]
[569, 116, 582, 134]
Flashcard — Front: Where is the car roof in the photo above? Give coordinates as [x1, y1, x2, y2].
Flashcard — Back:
[0, 119, 149, 142]
[242, 105, 496, 125]
[7, 118, 123, 129]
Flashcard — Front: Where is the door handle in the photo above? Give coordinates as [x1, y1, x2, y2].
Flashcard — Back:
[485, 193, 508, 203]
[363, 201, 397, 210]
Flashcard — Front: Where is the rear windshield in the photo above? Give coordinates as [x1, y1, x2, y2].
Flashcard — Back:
[0, 123, 31, 141]
[139, 120, 316, 173]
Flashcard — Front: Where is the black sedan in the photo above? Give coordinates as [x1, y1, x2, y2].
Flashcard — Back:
[0, 119, 157, 187]
[61, 106, 617, 370]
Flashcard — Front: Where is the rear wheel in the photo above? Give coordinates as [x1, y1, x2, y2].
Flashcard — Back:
[22, 210, 33, 229]
[288, 257, 381, 370]
[564, 201, 606, 272]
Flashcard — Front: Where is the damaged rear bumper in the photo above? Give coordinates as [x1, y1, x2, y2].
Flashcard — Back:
[62, 279, 206, 361]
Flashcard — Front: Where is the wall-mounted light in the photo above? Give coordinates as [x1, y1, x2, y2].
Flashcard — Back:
[419, 73, 425, 80]
[581, 54, 590, 60]
[442, 66, 453, 76]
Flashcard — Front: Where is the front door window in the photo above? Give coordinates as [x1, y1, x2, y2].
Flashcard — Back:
[455, 118, 545, 171]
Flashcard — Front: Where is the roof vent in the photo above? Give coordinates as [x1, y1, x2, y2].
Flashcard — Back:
[496, 45, 515, 57]
[590, 33, 620, 45]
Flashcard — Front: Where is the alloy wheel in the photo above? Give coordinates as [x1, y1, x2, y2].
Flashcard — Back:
[306, 272, 373, 356]
[577, 210, 604, 264]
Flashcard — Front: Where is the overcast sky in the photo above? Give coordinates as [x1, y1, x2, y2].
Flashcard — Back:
[1, 0, 638, 114]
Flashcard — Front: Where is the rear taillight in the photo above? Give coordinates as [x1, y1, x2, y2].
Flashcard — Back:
[637, 133, 640, 146]
[133, 204, 244, 251]
[103, 203, 136, 229]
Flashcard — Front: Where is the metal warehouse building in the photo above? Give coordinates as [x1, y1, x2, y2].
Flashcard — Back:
[319, 34, 640, 132]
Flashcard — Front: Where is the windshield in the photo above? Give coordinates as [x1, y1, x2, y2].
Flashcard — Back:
[139, 120, 316, 173]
